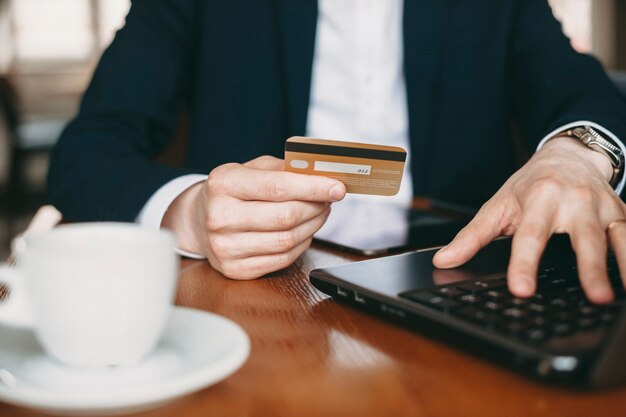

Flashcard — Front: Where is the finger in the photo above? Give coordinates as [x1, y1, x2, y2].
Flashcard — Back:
[243, 155, 284, 171]
[506, 201, 557, 298]
[607, 218, 626, 291]
[433, 200, 508, 269]
[210, 164, 346, 202]
[570, 217, 613, 304]
[210, 207, 330, 258]
[219, 237, 313, 280]
[208, 200, 329, 232]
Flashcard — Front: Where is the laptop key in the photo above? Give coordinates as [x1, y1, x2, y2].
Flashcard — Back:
[483, 301, 504, 312]
[600, 312, 617, 323]
[456, 281, 490, 292]
[453, 307, 498, 324]
[499, 321, 529, 335]
[578, 317, 599, 329]
[578, 305, 598, 315]
[530, 316, 549, 328]
[549, 298, 569, 308]
[528, 303, 547, 314]
[400, 261, 624, 348]
[436, 287, 465, 298]
[402, 291, 459, 311]
[503, 307, 526, 319]
[429, 298, 461, 311]
[509, 297, 531, 306]
[485, 290, 508, 299]
[537, 277, 570, 290]
[402, 291, 442, 305]
[552, 310, 575, 322]
[607, 301, 625, 312]
[459, 294, 482, 304]
[526, 328, 549, 343]
[553, 322, 575, 336]
[457, 279, 505, 292]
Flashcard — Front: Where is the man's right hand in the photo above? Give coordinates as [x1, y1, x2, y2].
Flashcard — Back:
[162, 156, 346, 279]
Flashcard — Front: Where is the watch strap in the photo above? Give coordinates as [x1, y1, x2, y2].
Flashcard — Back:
[561, 126, 624, 188]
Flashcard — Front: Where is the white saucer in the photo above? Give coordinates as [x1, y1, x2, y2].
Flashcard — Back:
[0, 307, 250, 415]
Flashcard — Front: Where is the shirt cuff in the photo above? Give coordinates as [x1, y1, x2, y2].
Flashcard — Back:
[136, 174, 208, 259]
[536, 120, 626, 196]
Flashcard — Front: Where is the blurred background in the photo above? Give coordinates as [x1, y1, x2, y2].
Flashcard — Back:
[0, 0, 625, 259]
[0, 0, 130, 258]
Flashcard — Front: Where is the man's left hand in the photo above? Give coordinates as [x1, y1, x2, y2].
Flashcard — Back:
[433, 135, 626, 304]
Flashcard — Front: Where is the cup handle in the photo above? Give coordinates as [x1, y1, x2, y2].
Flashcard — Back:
[0, 265, 34, 328]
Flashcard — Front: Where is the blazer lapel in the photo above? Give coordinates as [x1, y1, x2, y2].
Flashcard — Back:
[404, 0, 449, 195]
[276, 0, 318, 136]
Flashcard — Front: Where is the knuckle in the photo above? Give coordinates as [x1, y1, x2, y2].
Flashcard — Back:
[276, 251, 296, 269]
[208, 255, 226, 275]
[529, 178, 562, 197]
[276, 206, 298, 229]
[611, 221, 626, 238]
[206, 162, 241, 193]
[311, 181, 330, 199]
[257, 155, 275, 164]
[608, 198, 626, 218]
[220, 261, 242, 280]
[456, 226, 483, 247]
[266, 179, 287, 201]
[570, 186, 595, 203]
[207, 165, 235, 193]
[279, 240, 310, 268]
[205, 210, 226, 232]
[208, 234, 229, 258]
[213, 261, 226, 276]
[466, 233, 485, 250]
[275, 231, 295, 252]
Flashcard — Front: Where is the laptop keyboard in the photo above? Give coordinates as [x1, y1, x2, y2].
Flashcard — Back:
[400, 259, 625, 344]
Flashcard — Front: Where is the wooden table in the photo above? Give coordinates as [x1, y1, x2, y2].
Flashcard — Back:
[2, 245, 626, 417]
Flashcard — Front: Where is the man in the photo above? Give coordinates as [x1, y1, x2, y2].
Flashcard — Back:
[48, 0, 626, 304]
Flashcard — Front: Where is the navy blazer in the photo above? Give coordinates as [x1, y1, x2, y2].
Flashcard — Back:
[48, 0, 626, 222]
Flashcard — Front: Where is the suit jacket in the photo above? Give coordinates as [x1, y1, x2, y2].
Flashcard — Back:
[48, 0, 626, 222]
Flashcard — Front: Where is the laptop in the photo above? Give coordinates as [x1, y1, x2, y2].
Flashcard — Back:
[310, 235, 626, 388]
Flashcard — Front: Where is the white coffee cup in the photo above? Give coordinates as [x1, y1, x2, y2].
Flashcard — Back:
[0, 223, 179, 367]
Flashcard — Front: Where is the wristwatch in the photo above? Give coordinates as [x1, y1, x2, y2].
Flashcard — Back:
[559, 126, 624, 188]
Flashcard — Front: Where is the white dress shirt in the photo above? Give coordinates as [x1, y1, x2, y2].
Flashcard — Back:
[137, 0, 625, 258]
[306, 0, 412, 206]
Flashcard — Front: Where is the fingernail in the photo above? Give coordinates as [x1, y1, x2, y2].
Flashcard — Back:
[513, 278, 532, 294]
[329, 184, 345, 201]
[590, 280, 612, 300]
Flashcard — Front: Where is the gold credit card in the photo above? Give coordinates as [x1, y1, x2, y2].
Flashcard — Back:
[284, 137, 407, 196]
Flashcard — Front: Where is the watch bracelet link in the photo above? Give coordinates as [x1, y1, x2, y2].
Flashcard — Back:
[560, 126, 624, 188]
